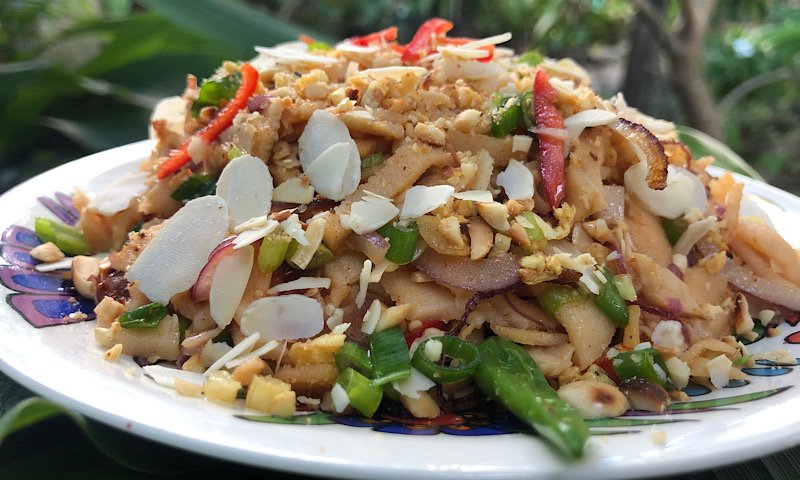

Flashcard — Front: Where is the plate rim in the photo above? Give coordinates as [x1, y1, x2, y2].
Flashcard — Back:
[2, 140, 800, 480]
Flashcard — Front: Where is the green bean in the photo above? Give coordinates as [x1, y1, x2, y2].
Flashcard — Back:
[473, 336, 589, 458]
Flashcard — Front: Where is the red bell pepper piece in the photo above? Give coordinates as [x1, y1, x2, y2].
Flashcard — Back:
[404, 320, 447, 346]
[593, 353, 621, 385]
[350, 26, 398, 46]
[533, 69, 566, 209]
[157, 62, 260, 180]
[401, 18, 453, 63]
[299, 34, 317, 45]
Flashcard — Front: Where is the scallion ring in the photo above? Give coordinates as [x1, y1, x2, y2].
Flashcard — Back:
[411, 335, 480, 383]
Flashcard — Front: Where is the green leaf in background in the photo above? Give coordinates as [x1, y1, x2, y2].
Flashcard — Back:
[677, 125, 764, 180]
[0, 397, 82, 442]
[137, 0, 330, 57]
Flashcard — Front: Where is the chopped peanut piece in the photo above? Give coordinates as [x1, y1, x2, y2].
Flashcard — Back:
[94, 296, 125, 328]
[231, 356, 267, 386]
[246, 375, 296, 417]
[181, 354, 205, 373]
[286, 333, 346, 366]
[29, 242, 65, 263]
[203, 371, 241, 404]
[103, 343, 123, 362]
[175, 378, 203, 397]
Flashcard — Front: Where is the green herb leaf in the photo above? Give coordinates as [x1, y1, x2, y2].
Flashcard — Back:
[191, 73, 241, 117]
[118, 303, 167, 329]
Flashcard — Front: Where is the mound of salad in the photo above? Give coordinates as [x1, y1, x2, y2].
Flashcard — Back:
[29, 19, 800, 458]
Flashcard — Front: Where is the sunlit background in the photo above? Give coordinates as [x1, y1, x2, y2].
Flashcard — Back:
[0, 0, 797, 192]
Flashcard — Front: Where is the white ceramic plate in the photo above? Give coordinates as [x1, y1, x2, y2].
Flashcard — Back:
[2, 140, 800, 480]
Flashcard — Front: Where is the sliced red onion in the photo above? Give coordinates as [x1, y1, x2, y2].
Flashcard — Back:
[190, 236, 236, 302]
[721, 261, 800, 312]
[247, 94, 272, 112]
[413, 250, 520, 292]
[666, 297, 683, 314]
[362, 231, 390, 250]
[637, 303, 680, 322]
[667, 263, 684, 281]
[503, 292, 562, 332]
[612, 118, 667, 190]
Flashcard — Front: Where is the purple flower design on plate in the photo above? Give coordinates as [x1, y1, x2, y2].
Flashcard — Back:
[0, 193, 95, 327]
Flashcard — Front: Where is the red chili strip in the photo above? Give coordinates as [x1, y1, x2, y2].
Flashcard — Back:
[351, 26, 398, 46]
[404, 320, 447, 346]
[157, 62, 260, 179]
[533, 69, 566, 210]
[401, 18, 453, 63]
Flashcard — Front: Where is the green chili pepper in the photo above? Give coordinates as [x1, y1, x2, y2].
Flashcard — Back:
[490, 97, 523, 137]
[473, 336, 589, 458]
[411, 336, 480, 384]
[518, 91, 535, 129]
[170, 174, 217, 203]
[191, 73, 242, 117]
[34, 218, 90, 256]
[520, 211, 546, 252]
[369, 327, 411, 386]
[257, 231, 291, 273]
[361, 153, 385, 169]
[594, 268, 629, 327]
[337, 367, 383, 417]
[611, 348, 674, 390]
[376, 222, 419, 265]
[285, 241, 334, 270]
[335, 342, 373, 377]
[661, 218, 688, 246]
[536, 284, 585, 319]
[118, 303, 167, 329]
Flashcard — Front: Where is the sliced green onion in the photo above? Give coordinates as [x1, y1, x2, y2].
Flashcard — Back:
[337, 367, 383, 417]
[335, 342, 373, 377]
[34, 217, 90, 256]
[661, 218, 687, 246]
[285, 241, 334, 270]
[118, 303, 167, 329]
[411, 336, 480, 383]
[361, 153, 385, 169]
[536, 284, 585, 319]
[614, 275, 637, 303]
[257, 231, 291, 273]
[490, 97, 522, 138]
[191, 73, 242, 117]
[170, 174, 216, 203]
[734, 353, 753, 367]
[517, 50, 543, 66]
[612, 348, 674, 390]
[307, 41, 332, 52]
[227, 146, 244, 160]
[594, 268, 629, 327]
[376, 222, 419, 265]
[369, 327, 411, 386]
[177, 315, 191, 342]
[520, 211, 546, 252]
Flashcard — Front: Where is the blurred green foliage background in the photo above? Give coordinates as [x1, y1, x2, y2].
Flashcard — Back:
[0, 0, 797, 192]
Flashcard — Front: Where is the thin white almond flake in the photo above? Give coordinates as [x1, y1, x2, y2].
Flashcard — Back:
[563, 109, 617, 142]
[496, 159, 534, 200]
[356, 259, 372, 308]
[392, 367, 435, 399]
[344, 194, 399, 234]
[360, 299, 383, 335]
[216, 154, 274, 230]
[254, 46, 338, 65]
[331, 383, 350, 413]
[326, 309, 345, 330]
[204, 333, 260, 376]
[459, 32, 512, 49]
[234, 215, 269, 233]
[280, 214, 309, 246]
[232, 220, 278, 249]
[268, 277, 331, 294]
[399, 185, 455, 220]
[272, 177, 315, 204]
[356, 66, 428, 79]
[290, 216, 325, 269]
[438, 46, 490, 60]
[143, 365, 205, 389]
[224, 340, 279, 369]
[453, 190, 494, 203]
[331, 322, 350, 335]
[369, 257, 398, 283]
[88, 172, 149, 215]
[35, 257, 74, 272]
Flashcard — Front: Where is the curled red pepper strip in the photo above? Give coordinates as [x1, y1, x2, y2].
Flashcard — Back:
[350, 26, 398, 46]
[299, 34, 317, 45]
[157, 62, 260, 180]
[404, 320, 447, 346]
[401, 18, 453, 63]
[533, 69, 566, 209]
